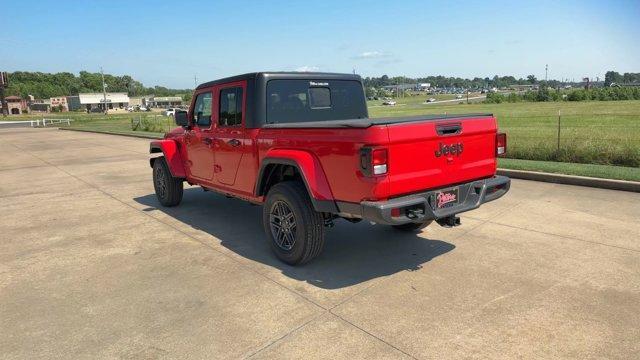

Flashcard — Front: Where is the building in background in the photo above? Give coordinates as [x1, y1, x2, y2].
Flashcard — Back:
[50, 96, 68, 111]
[147, 96, 182, 108]
[30, 99, 51, 112]
[1, 96, 27, 114]
[67, 93, 130, 112]
[128, 97, 143, 107]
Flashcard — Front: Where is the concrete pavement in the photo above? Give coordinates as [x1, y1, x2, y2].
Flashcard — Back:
[1, 127, 639, 359]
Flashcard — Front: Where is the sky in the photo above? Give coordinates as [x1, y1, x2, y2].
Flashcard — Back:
[1, 0, 639, 88]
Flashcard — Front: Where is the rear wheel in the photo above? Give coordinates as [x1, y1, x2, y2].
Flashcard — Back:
[391, 220, 433, 232]
[263, 181, 325, 265]
[153, 157, 183, 207]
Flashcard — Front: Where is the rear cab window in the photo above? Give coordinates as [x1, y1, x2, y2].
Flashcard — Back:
[266, 80, 367, 124]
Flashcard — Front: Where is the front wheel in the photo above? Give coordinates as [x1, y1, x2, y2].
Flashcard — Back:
[391, 220, 433, 232]
[263, 181, 325, 265]
[153, 157, 183, 207]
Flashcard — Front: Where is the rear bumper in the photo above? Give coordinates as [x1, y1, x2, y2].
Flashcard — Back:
[337, 176, 510, 225]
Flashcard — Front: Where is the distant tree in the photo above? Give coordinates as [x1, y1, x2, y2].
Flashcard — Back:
[621, 72, 640, 84]
[527, 75, 537, 84]
[4, 71, 191, 99]
[365, 87, 377, 98]
[604, 71, 622, 86]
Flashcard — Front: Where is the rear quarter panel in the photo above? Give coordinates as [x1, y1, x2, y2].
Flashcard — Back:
[255, 116, 497, 203]
[256, 127, 391, 202]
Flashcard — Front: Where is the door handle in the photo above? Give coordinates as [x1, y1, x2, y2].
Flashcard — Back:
[203, 137, 212, 146]
[227, 139, 241, 147]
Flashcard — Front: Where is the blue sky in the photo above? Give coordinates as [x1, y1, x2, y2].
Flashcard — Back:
[1, 0, 638, 88]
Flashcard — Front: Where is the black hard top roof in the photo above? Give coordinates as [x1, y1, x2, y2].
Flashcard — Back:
[195, 72, 362, 90]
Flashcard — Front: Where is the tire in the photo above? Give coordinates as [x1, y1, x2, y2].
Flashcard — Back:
[263, 181, 325, 265]
[153, 157, 183, 207]
[392, 220, 433, 232]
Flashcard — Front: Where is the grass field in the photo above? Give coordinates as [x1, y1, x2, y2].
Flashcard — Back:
[4, 99, 639, 181]
[369, 97, 640, 167]
[499, 158, 640, 182]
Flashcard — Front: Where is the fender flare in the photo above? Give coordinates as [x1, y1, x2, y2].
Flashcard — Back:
[149, 140, 186, 178]
[256, 149, 338, 213]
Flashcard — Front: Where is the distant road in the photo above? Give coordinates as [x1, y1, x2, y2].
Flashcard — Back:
[369, 95, 487, 108]
[423, 95, 486, 105]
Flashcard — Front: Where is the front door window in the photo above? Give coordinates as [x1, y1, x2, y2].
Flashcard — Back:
[192, 92, 212, 128]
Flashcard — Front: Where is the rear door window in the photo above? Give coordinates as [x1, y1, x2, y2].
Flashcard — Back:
[219, 87, 243, 127]
[266, 80, 367, 124]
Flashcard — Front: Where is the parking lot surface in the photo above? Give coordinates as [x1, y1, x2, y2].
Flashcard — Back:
[1, 127, 639, 359]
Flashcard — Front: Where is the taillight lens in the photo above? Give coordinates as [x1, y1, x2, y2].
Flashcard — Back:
[372, 148, 388, 175]
[496, 133, 507, 157]
[360, 147, 388, 176]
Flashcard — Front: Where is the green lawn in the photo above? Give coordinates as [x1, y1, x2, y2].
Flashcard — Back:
[498, 158, 640, 182]
[5, 111, 174, 134]
[370, 99, 640, 167]
[5, 100, 639, 181]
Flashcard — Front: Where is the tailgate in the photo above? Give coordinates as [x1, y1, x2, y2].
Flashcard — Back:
[386, 116, 497, 197]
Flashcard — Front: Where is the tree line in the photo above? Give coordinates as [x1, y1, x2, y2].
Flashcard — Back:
[484, 86, 640, 103]
[3, 71, 192, 100]
[363, 74, 548, 90]
[604, 71, 640, 86]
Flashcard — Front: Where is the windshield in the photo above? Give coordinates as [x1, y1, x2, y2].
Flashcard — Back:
[266, 80, 367, 124]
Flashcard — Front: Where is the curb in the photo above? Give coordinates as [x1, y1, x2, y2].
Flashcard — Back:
[497, 168, 640, 193]
[59, 127, 163, 140]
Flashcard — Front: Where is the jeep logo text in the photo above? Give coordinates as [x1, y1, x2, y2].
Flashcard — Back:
[435, 142, 464, 157]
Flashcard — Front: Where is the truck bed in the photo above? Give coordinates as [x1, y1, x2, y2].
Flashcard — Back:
[262, 113, 494, 128]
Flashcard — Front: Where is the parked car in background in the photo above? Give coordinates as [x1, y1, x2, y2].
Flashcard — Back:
[426, 98, 436, 103]
[382, 100, 397, 106]
[139, 106, 149, 112]
[126, 106, 135, 112]
[163, 107, 182, 117]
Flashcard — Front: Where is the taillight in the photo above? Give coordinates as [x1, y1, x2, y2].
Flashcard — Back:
[360, 147, 388, 176]
[496, 132, 507, 157]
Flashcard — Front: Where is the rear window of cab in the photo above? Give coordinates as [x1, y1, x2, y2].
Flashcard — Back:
[266, 80, 367, 124]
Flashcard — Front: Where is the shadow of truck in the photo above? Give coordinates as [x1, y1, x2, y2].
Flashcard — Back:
[135, 188, 455, 290]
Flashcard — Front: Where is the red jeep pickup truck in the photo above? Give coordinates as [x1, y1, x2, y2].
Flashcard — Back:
[150, 72, 510, 265]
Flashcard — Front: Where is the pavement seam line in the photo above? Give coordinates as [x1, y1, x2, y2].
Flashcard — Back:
[487, 220, 640, 254]
[8, 140, 329, 312]
[243, 311, 327, 359]
[329, 310, 419, 360]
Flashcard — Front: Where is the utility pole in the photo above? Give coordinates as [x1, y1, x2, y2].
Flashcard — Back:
[0, 71, 8, 117]
[101, 67, 108, 114]
[545, 64, 548, 82]
[194, 75, 198, 88]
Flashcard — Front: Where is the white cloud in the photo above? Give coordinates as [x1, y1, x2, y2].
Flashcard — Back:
[352, 51, 392, 60]
[295, 66, 320, 72]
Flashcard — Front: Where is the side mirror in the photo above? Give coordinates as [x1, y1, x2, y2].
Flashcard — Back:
[175, 110, 189, 128]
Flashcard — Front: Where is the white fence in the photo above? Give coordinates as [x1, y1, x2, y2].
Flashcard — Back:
[0, 118, 72, 128]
